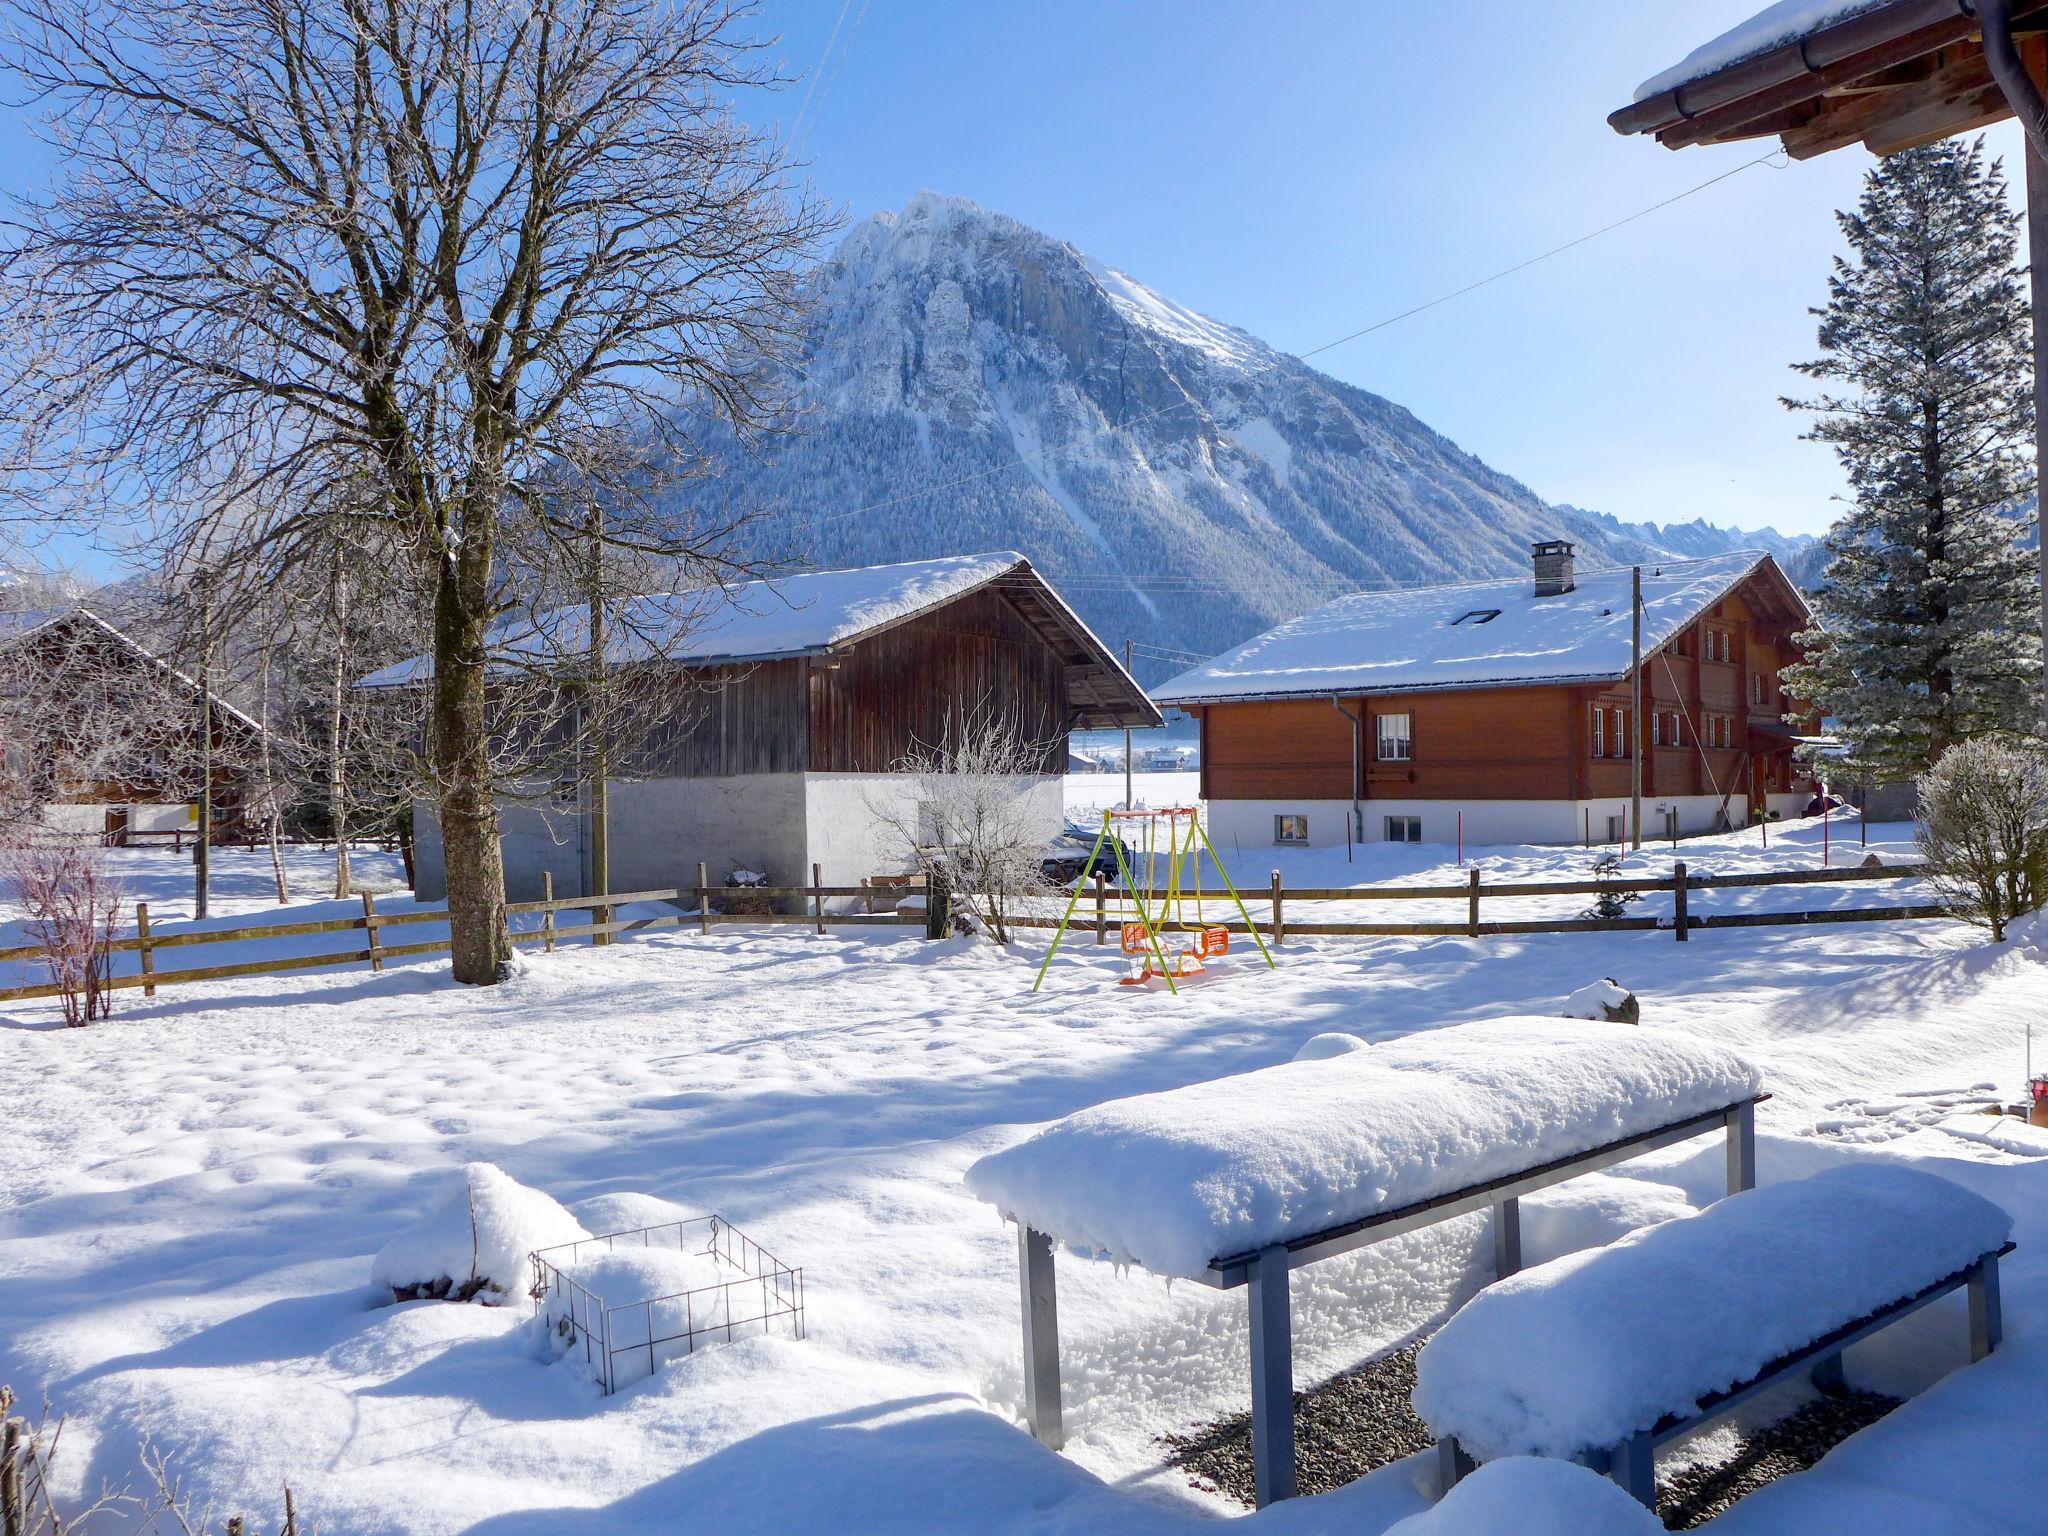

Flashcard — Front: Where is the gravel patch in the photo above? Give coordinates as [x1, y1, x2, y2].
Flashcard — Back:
[1160, 1342, 1431, 1504]
[1658, 1387, 1902, 1529]
[1160, 1344, 1900, 1522]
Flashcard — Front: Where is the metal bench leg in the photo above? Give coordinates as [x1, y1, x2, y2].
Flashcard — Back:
[1726, 1101, 1757, 1195]
[1811, 1352, 1846, 1395]
[1436, 1436, 1475, 1496]
[1492, 1196, 1522, 1278]
[1968, 1253, 2003, 1362]
[1019, 1226, 1064, 1449]
[1611, 1429, 1657, 1508]
[1248, 1243, 1297, 1507]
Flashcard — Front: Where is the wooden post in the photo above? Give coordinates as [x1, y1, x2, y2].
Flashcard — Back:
[861, 877, 873, 915]
[698, 861, 711, 936]
[1093, 872, 1106, 945]
[541, 870, 556, 953]
[1674, 860, 1689, 943]
[1270, 869, 1284, 947]
[1467, 866, 1481, 937]
[812, 862, 825, 936]
[136, 901, 156, 998]
[361, 890, 383, 972]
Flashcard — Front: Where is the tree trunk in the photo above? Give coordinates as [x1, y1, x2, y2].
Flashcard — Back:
[194, 598, 213, 920]
[330, 558, 352, 899]
[433, 545, 511, 984]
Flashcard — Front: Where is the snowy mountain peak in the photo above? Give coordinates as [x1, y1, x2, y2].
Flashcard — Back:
[682, 195, 1809, 680]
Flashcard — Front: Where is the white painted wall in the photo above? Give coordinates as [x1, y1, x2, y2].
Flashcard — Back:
[1204, 793, 1782, 852]
[802, 772, 1064, 913]
[38, 802, 193, 835]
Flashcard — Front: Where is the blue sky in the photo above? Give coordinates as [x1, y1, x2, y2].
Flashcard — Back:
[754, 0, 2025, 540]
[2, 1, 2025, 575]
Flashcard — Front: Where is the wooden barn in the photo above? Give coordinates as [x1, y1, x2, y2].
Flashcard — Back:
[361, 553, 1158, 903]
[1152, 544, 1819, 851]
[0, 607, 269, 844]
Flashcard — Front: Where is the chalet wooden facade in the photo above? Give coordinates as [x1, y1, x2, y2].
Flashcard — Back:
[1154, 545, 1817, 850]
[0, 608, 269, 843]
[361, 553, 1159, 903]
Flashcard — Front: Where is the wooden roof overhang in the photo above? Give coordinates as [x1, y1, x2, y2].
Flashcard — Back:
[1609, 0, 2048, 158]
[986, 566, 1164, 732]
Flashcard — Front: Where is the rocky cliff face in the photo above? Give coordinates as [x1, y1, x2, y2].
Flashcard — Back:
[678, 193, 1805, 680]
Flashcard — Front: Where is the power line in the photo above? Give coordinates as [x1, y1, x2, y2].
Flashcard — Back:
[806, 149, 1788, 528]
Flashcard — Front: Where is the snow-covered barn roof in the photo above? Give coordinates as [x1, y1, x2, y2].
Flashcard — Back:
[1151, 552, 1808, 707]
[1611, 0, 2048, 159]
[0, 605, 271, 737]
[356, 552, 1160, 729]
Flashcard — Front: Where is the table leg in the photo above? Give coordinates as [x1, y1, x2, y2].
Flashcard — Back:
[1492, 1197, 1522, 1278]
[1726, 1101, 1757, 1195]
[1020, 1225, 1064, 1448]
[1248, 1243, 1296, 1506]
[1969, 1254, 2003, 1362]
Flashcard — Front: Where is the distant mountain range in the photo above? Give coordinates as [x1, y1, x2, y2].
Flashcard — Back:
[663, 193, 1817, 682]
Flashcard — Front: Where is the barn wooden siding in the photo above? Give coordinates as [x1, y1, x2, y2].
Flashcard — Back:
[626, 586, 1071, 779]
[809, 587, 1068, 773]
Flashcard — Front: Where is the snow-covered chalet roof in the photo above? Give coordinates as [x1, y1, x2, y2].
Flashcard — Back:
[1633, 1, 1889, 101]
[1152, 551, 1807, 707]
[0, 605, 271, 737]
[356, 552, 1160, 728]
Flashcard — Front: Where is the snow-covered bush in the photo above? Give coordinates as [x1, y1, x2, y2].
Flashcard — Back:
[372, 1163, 588, 1304]
[2, 832, 125, 1026]
[1393, 1456, 1661, 1535]
[1916, 737, 2048, 940]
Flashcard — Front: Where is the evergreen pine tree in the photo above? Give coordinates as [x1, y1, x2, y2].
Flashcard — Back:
[1781, 136, 2040, 783]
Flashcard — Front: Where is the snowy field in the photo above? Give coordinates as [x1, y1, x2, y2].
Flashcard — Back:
[1, 788, 2045, 1534]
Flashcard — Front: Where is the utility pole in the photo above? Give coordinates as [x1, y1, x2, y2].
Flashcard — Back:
[1123, 639, 1134, 811]
[586, 501, 610, 943]
[1630, 566, 1643, 851]
[194, 582, 213, 919]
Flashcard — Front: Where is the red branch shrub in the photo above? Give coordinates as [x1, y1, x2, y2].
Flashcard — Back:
[3, 835, 125, 1025]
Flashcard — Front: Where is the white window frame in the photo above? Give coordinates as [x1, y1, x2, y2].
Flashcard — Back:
[1591, 706, 1606, 758]
[1613, 708, 1627, 759]
[1384, 814, 1421, 844]
[1652, 712, 1663, 747]
[1375, 711, 1413, 762]
[1274, 813, 1308, 846]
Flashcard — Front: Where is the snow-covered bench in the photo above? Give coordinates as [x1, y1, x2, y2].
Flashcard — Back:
[965, 1017, 1767, 1506]
[1417, 1164, 2014, 1510]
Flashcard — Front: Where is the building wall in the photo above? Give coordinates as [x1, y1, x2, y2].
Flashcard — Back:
[801, 771, 1064, 912]
[1204, 791, 1785, 853]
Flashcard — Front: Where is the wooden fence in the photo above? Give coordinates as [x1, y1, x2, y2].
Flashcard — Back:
[0, 858, 1945, 1006]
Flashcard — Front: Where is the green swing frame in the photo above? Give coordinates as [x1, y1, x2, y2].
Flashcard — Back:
[1031, 806, 1274, 994]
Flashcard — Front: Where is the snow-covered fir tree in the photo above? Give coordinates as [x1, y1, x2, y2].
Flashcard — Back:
[1781, 137, 2040, 783]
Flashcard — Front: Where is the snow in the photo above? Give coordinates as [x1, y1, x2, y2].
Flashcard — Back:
[1560, 978, 1632, 1021]
[1152, 552, 1799, 704]
[1413, 1165, 2013, 1463]
[1518, 1174, 1696, 1268]
[3, 803, 2045, 1535]
[371, 1162, 590, 1303]
[1935, 1113, 2048, 1158]
[1292, 1031, 1370, 1061]
[1383, 1457, 1662, 1536]
[357, 552, 1034, 686]
[964, 1018, 1762, 1278]
[1635, 2, 1890, 102]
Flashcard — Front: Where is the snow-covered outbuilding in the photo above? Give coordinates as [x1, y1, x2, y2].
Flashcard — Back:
[361, 553, 1157, 904]
[1151, 545, 1817, 849]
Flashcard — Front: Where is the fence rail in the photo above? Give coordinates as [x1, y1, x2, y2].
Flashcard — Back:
[0, 859, 1948, 1006]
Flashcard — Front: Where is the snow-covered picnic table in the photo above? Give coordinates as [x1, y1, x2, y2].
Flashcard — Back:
[966, 1016, 1767, 1506]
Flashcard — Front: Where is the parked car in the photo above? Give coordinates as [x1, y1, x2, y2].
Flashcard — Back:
[1039, 825, 1134, 887]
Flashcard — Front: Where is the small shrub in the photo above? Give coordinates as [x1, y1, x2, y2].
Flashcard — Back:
[2, 834, 125, 1026]
[1578, 851, 1641, 921]
[1916, 738, 2048, 940]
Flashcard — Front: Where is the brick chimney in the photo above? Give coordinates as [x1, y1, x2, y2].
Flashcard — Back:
[1532, 539, 1576, 597]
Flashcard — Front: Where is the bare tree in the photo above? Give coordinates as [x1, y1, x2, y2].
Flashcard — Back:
[871, 711, 1058, 947]
[0, 0, 834, 982]
[1916, 737, 2048, 941]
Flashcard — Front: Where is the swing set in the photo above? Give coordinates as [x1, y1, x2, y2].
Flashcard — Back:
[1031, 806, 1274, 994]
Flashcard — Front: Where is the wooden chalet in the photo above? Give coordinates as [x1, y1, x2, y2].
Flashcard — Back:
[359, 553, 1159, 903]
[0, 607, 269, 844]
[1151, 544, 1818, 850]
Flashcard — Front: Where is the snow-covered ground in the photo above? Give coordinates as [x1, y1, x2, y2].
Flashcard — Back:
[2, 794, 2045, 1534]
